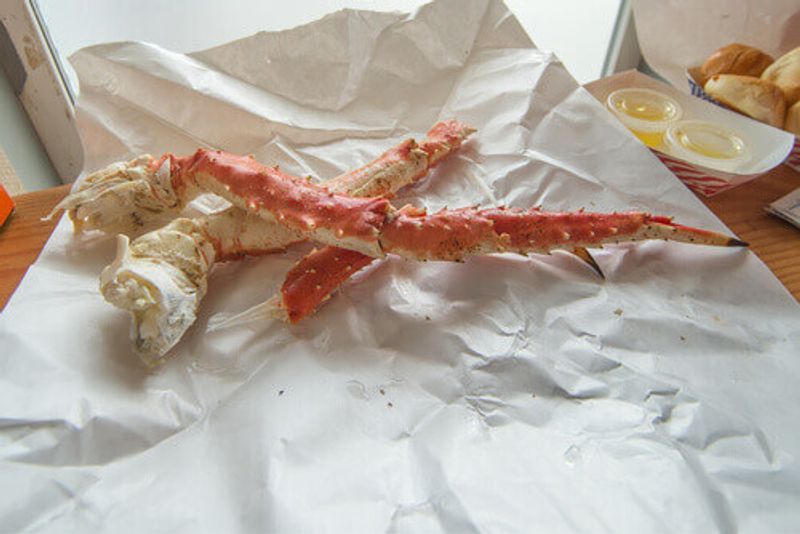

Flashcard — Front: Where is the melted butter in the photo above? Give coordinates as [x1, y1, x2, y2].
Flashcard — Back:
[612, 95, 677, 122]
[607, 89, 682, 150]
[631, 130, 666, 149]
[664, 120, 750, 172]
[672, 127, 745, 159]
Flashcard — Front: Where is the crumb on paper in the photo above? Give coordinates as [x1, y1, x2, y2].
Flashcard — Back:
[379, 388, 385, 396]
[614, 308, 624, 316]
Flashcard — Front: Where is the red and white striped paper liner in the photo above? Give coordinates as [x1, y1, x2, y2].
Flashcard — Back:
[651, 150, 738, 197]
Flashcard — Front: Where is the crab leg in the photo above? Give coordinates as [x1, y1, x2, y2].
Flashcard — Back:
[51, 119, 476, 247]
[43, 128, 415, 237]
[274, 121, 478, 323]
[198, 120, 475, 259]
[274, 206, 746, 323]
[99, 122, 475, 363]
[328, 120, 476, 197]
[169, 150, 392, 257]
[155, 123, 475, 257]
[378, 207, 746, 260]
[279, 247, 376, 323]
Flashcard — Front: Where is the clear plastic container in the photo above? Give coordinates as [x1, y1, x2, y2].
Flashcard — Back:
[664, 120, 750, 172]
[606, 88, 683, 149]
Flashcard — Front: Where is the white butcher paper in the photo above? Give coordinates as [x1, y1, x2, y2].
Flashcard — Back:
[1, 0, 799, 532]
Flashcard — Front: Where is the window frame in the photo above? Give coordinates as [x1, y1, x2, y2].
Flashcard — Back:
[0, 0, 82, 182]
[603, 0, 641, 77]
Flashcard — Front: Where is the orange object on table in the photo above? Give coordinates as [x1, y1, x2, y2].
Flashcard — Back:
[0, 184, 15, 227]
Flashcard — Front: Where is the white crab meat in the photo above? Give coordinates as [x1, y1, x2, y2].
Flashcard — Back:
[48, 156, 180, 235]
[100, 219, 215, 366]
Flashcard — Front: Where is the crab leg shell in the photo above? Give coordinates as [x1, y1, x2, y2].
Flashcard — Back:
[276, 120, 477, 322]
[277, 208, 746, 324]
[206, 122, 475, 259]
[379, 209, 747, 261]
[170, 149, 391, 257]
[281, 247, 375, 323]
[277, 209, 744, 323]
[50, 120, 474, 238]
[325, 120, 475, 197]
[326, 139, 429, 198]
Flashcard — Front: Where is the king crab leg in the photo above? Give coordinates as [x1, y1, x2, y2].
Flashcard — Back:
[97, 122, 475, 364]
[279, 246, 375, 323]
[274, 206, 746, 323]
[171, 123, 473, 267]
[169, 150, 392, 257]
[95, 125, 473, 257]
[175, 147, 744, 261]
[274, 121, 479, 323]
[378, 207, 746, 260]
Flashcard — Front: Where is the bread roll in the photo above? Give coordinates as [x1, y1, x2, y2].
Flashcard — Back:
[704, 74, 786, 128]
[761, 47, 800, 105]
[700, 43, 774, 86]
[785, 100, 800, 137]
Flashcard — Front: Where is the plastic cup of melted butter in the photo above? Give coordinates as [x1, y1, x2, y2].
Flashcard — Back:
[664, 120, 750, 172]
[606, 88, 682, 149]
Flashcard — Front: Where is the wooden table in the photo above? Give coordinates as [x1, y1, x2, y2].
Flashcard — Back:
[1, 184, 71, 310]
[1, 168, 799, 311]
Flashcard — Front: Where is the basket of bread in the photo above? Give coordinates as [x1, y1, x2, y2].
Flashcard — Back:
[687, 44, 800, 171]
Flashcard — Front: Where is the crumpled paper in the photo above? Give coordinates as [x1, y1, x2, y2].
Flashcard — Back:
[1, 0, 799, 531]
